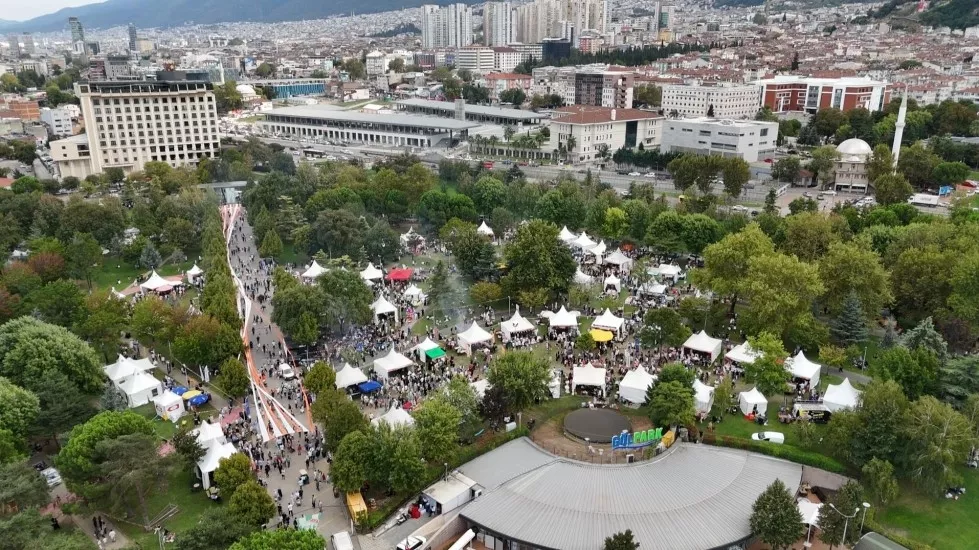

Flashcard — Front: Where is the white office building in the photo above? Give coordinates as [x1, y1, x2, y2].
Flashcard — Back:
[421, 4, 475, 49]
[40, 107, 73, 137]
[661, 118, 778, 162]
[366, 51, 389, 76]
[49, 79, 219, 179]
[456, 47, 496, 74]
[484, 2, 514, 46]
[661, 84, 761, 120]
[548, 105, 663, 164]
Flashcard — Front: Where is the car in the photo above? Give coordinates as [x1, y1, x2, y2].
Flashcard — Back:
[731, 205, 748, 213]
[644, 172, 656, 178]
[41, 467, 62, 487]
[751, 432, 785, 444]
[820, 190, 838, 196]
[279, 364, 297, 380]
[396, 536, 427, 550]
[331, 532, 354, 550]
[802, 192, 812, 198]
[763, 158, 773, 163]
[628, 171, 641, 177]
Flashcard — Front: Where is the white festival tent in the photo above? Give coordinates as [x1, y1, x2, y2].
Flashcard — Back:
[335, 363, 369, 389]
[412, 337, 441, 354]
[153, 390, 186, 423]
[110, 287, 127, 300]
[618, 367, 655, 404]
[603, 250, 633, 271]
[738, 387, 768, 416]
[823, 378, 861, 412]
[195, 421, 226, 448]
[786, 351, 822, 388]
[542, 306, 580, 329]
[477, 221, 495, 237]
[726, 342, 760, 365]
[458, 322, 494, 354]
[371, 295, 399, 324]
[592, 308, 624, 333]
[683, 330, 723, 361]
[118, 372, 163, 408]
[558, 226, 577, 242]
[574, 268, 595, 285]
[104, 355, 156, 383]
[639, 282, 667, 296]
[573, 232, 597, 249]
[196, 439, 238, 490]
[603, 274, 621, 294]
[400, 226, 425, 246]
[500, 307, 536, 341]
[372, 405, 415, 428]
[360, 263, 384, 281]
[302, 261, 328, 279]
[471, 378, 490, 399]
[653, 264, 683, 282]
[373, 348, 414, 380]
[403, 284, 427, 305]
[571, 363, 607, 396]
[140, 270, 181, 292]
[693, 379, 715, 414]
[185, 264, 204, 283]
[588, 241, 607, 262]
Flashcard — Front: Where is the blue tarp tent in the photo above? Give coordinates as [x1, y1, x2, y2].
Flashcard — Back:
[358, 381, 382, 393]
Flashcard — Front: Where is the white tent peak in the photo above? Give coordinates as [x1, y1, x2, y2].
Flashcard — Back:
[372, 405, 414, 428]
[477, 221, 495, 236]
[140, 270, 178, 291]
[302, 260, 328, 279]
[336, 363, 369, 389]
[360, 263, 384, 280]
[592, 308, 624, 332]
[559, 226, 576, 242]
[573, 232, 596, 249]
[574, 268, 594, 285]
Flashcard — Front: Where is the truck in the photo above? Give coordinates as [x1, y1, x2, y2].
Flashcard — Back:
[481, 161, 494, 169]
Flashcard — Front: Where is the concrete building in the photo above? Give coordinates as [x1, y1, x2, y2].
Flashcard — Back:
[549, 105, 662, 163]
[40, 107, 73, 137]
[48, 134, 92, 179]
[49, 78, 220, 179]
[456, 47, 495, 74]
[259, 105, 477, 148]
[127, 23, 138, 53]
[421, 4, 475, 49]
[482, 73, 532, 101]
[662, 84, 761, 120]
[575, 69, 633, 109]
[834, 138, 873, 192]
[484, 2, 514, 46]
[531, 65, 577, 105]
[6, 35, 19, 57]
[20, 34, 35, 56]
[396, 98, 542, 125]
[89, 55, 132, 81]
[514, 0, 607, 45]
[366, 51, 389, 76]
[492, 47, 522, 72]
[661, 118, 778, 162]
[508, 42, 543, 63]
[69, 17, 85, 43]
[0, 99, 40, 121]
[755, 75, 889, 114]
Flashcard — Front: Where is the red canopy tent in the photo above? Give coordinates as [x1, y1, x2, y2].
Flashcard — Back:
[386, 268, 414, 281]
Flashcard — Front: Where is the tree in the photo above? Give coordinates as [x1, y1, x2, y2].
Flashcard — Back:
[172, 314, 243, 368]
[214, 453, 255, 497]
[95, 433, 176, 525]
[330, 430, 369, 492]
[818, 241, 891, 318]
[906, 396, 974, 493]
[831, 291, 869, 347]
[255, 62, 275, 77]
[414, 398, 462, 463]
[741, 253, 825, 341]
[426, 260, 450, 317]
[213, 80, 244, 112]
[10, 177, 41, 195]
[499, 88, 526, 105]
[304, 361, 337, 396]
[808, 145, 841, 189]
[0, 460, 49, 511]
[0, 377, 39, 439]
[866, 145, 894, 185]
[826, 380, 909, 470]
[602, 207, 629, 240]
[750, 479, 804, 550]
[873, 173, 913, 206]
[214, 358, 249, 398]
[139, 241, 162, 269]
[502, 220, 576, 297]
[691, 224, 775, 313]
[771, 156, 801, 185]
[98, 383, 127, 412]
[172, 508, 255, 550]
[932, 161, 970, 187]
[712, 376, 735, 416]
[901, 317, 949, 367]
[229, 529, 325, 550]
[486, 351, 551, 413]
[638, 308, 691, 351]
[311, 393, 368, 452]
[817, 481, 865, 548]
[30, 371, 96, 444]
[74, 291, 128, 361]
[318, 270, 374, 332]
[647, 380, 695, 428]
[228, 480, 276, 527]
[721, 157, 750, 197]
[745, 332, 790, 398]
[657, 363, 695, 387]
[861, 458, 899, 507]
[171, 424, 206, 469]
[0, 317, 103, 394]
[812, 108, 845, 139]
[897, 143, 941, 190]
[442, 375, 479, 426]
[603, 530, 639, 550]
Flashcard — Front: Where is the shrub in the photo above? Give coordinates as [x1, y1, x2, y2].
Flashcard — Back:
[705, 435, 848, 473]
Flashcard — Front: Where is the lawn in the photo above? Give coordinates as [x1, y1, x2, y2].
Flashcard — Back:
[971, 171, 979, 181]
[115, 467, 220, 548]
[876, 468, 979, 549]
[92, 256, 195, 291]
[276, 243, 306, 267]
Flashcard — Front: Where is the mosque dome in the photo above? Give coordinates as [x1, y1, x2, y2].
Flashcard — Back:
[836, 138, 873, 157]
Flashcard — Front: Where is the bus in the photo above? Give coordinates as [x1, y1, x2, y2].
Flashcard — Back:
[302, 148, 327, 159]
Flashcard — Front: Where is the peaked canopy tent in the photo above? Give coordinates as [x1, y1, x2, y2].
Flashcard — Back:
[140, 270, 182, 293]
[477, 221, 495, 237]
[571, 363, 607, 396]
[683, 330, 723, 361]
[603, 250, 633, 271]
[371, 405, 415, 428]
[592, 308, 624, 334]
[500, 307, 536, 341]
[619, 367, 655, 404]
[786, 351, 822, 388]
[196, 440, 238, 490]
[403, 284, 427, 305]
[360, 263, 384, 281]
[638, 282, 667, 296]
[824, 378, 861, 412]
[371, 295, 399, 324]
[373, 348, 414, 380]
[458, 322, 494, 354]
[574, 268, 594, 285]
[194, 421, 226, 448]
[302, 261, 328, 280]
[693, 379, 715, 414]
[573, 232, 597, 249]
[558, 226, 577, 242]
[186, 264, 204, 283]
[335, 363, 369, 389]
[542, 306, 580, 331]
[653, 264, 683, 282]
[588, 241, 607, 262]
[411, 337, 443, 361]
[738, 387, 768, 416]
[603, 274, 621, 294]
[104, 355, 156, 383]
[400, 226, 425, 247]
[471, 379, 490, 399]
[726, 342, 760, 365]
[153, 390, 185, 423]
[118, 371, 163, 408]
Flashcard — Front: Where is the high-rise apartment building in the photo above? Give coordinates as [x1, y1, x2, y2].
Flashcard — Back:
[50, 78, 219, 179]
[514, 0, 606, 45]
[6, 35, 19, 57]
[661, 84, 762, 119]
[421, 4, 474, 49]
[21, 34, 35, 56]
[128, 23, 137, 52]
[69, 17, 86, 43]
[574, 69, 633, 109]
[484, 2, 514, 46]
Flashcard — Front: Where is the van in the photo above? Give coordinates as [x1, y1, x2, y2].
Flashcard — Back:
[331, 531, 354, 550]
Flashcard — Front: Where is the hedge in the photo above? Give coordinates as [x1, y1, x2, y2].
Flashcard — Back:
[703, 434, 848, 474]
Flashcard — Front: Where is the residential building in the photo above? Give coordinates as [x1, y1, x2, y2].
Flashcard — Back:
[531, 65, 577, 105]
[20, 34, 35, 56]
[514, 0, 607, 45]
[575, 68, 634, 109]
[755, 75, 890, 114]
[484, 2, 514, 46]
[541, 38, 572, 60]
[89, 55, 133, 81]
[6, 35, 19, 57]
[366, 51, 389, 76]
[48, 134, 91, 179]
[492, 47, 522, 72]
[421, 4, 474, 49]
[128, 23, 138, 53]
[40, 107, 73, 137]
[549, 105, 662, 163]
[661, 118, 778, 162]
[69, 17, 85, 43]
[49, 78, 220, 179]
[0, 99, 40, 121]
[662, 84, 762, 119]
[456, 47, 495, 74]
[508, 42, 543, 63]
[482, 73, 532, 101]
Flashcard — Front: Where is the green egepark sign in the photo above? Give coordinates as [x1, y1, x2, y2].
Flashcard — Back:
[611, 427, 664, 450]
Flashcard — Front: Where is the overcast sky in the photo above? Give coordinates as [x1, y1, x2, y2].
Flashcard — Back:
[3, 0, 100, 22]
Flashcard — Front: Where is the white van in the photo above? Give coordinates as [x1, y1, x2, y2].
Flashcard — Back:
[331, 531, 354, 550]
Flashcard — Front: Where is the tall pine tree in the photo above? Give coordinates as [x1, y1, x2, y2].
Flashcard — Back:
[750, 479, 805, 550]
[831, 291, 868, 347]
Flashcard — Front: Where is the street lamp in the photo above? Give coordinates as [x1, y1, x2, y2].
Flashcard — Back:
[860, 502, 872, 534]
[829, 503, 861, 550]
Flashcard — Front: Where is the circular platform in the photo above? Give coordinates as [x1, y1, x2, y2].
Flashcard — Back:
[563, 408, 631, 443]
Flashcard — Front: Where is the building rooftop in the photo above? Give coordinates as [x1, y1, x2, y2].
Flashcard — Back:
[266, 105, 479, 130]
[395, 98, 541, 121]
[552, 105, 661, 125]
[755, 75, 888, 86]
[667, 117, 777, 127]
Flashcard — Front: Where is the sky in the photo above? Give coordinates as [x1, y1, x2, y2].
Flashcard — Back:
[2, 0, 99, 22]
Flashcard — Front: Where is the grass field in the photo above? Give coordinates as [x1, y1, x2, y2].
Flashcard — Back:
[877, 469, 979, 549]
[115, 468, 220, 548]
[92, 256, 195, 290]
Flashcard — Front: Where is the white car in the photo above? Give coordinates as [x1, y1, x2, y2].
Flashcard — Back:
[751, 432, 785, 444]
[396, 536, 427, 550]
[628, 171, 641, 177]
[279, 364, 297, 381]
[644, 172, 656, 178]
[41, 467, 62, 487]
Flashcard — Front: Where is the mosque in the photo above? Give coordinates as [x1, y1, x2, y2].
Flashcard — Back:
[832, 88, 907, 192]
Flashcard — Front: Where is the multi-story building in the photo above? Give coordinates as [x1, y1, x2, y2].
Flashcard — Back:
[541, 38, 572, 60]
[40, 107, 73, 137]
[492, 47, 522, 72]
[661, 118, 778, 162]
[482, 73, 532, 101]
[69, 17, 85, 44]
[514, 0, 607, 45]
[755, 75, 890, 114]
[421, 4, 474, 49]
[0, 99, 40, 121]
[20, 34, 35, 56]
[531, 65, 577, 105]
[128, 23, 138, 53]
[89, 55, 133, 81]
[366, 51, 389, 76]
[549, 105, 662, 163]
[508, 42, 543, 63]
[574, 68, 633, 109]
[662, 84, 762, 119]
[455, 47, 495, 74]
[484, 2, 514, 46]
[49, 78, 220, 179]
[6, 35, 19, 57]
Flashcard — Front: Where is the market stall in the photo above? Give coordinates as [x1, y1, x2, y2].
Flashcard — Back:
[738, 387, 768, 416]
[726, 342, 759, 365]
[693, 379, 715, 414]
[477, 221, 495, 237]
[542, 306, 580, 332]
[592, 308, 624, 335]
[185, 264, 204, 284]
[153, 390, 185, 423]
[373, 348, 414, 380]
[652, 264, 683, 282]
[371, 295, 399, 324]
[360, 263, 384, 281]
[196, 439, 238, 490]
[458, 322, 494, 355]
[588, 241, 607, 263]
[603, 250, 633, 272]
[573, 232, 597, 249]
[302, 260, 328, 280]
[574, 268, 595, 285]
[603, 274, 621, 294]
[104, 355, 156, 383]
[571, 363, 607, 396]
[335, 363, 369, 389]
[386, 267, 414, 283]
[500, 307, 536, 342]
[823, 378, 861, 411]
[371, 405, 415, 428]
[139, 270, 182, 293]
[559, 226, 577, 243]
[403, 284, 426, 305]
[619, 367, 655, 404]
[786, 351, 822, 388]
[683, 330, 723, 361]
[118, 371, 163, 408]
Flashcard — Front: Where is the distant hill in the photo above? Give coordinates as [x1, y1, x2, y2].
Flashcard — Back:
[869, 0, 979, 29]
[6, 0, 473, 32]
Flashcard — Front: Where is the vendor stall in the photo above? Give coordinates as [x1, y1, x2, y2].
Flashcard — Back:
[403, 284, 426, 305]
[592, 308, 624, 335]
[603, 274, 621, 294]
[726, 342, 759, 365]
[559, 226, 577, 243]
[371, 405, 415, 428]
[683, 330, 723, 361]
[500, 307, 536, 342]
[652, 264, 683, 282]
[118, 371, 163, 408]
[572, 363, 607, 396]
[786, 351, 821, 388]
[603, 250, 633, 271]
[386, 267, 413, 282]
[823, 378, 861, 411]
[477, 221, 495, 237]
[693, 379, 715, 414]
[335, 363, 369, 389]
[619, 367, 655, 404]
[573, 232, 596, 249]
[542, 306, 580, 331]
[196, 440, 238, 490]
[373, 348, 414, 380]
[588, 241, 607, 263]
[185, 264, 204, 283]
[738, 387, 768, 416]
[574, 268, 594, 285]
[140, 270, 182, 293]
[371, 295, 399, 324]
[302, 261, 328, 280]
[153, 390, 185, 423]
[458, 322, 494, 354]
[104, 355, 155, 383]
[360, 263, 384, 281]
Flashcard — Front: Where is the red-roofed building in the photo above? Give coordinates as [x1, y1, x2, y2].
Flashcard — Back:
[483, 72, 531, 101]
[0, 178, 13, 189]
[549, 105, 663, 164]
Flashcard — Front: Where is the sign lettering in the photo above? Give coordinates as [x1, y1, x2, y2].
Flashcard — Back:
[611, 427, 664, 450]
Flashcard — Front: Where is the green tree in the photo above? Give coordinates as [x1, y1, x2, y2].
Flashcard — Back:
[907, 396, 975, 493]
[65, 233, 102, 289]
[214, 453, 255, 497]
[0, 377, 39, 439]
[657, 363, 695, 387]
[502, 220, 576, 297]
[897, 143, 941, 190]
[258, 229, 283, 259]
[0, 460, 49, 511]
[603, 530, 640, 550]
[442, 375, 480, 426]
[426, 260, 450, 318]
[29, 371, 97, 444]
[816, 481, 865, 548]
[0, 317, 103, 394]
[742, 253, 824, 340]
[304, 361, 337, 396]
[170, 424, 206, 469]
[749, 479, 805, 550]
[575, 331, 596, 351]
[213, 80, 244, 112]
[873, 173, 913, 206]
[318, 270, 373, 332]
[95, 433, 176, 524]
[330, 430, 369, 492]
[745, 332, 789, 397]
[139, 241, 162, 269]
[807, 145, 841, 189]
[602, 207, 629, 240]
[647, 380, 695, 428]
[818, 241, 891, 318]
[214, 358, 250, 398]
[639, 308, 691, 351]
[771, 156, 801, 185]
[228, 480, 276, 527]
[255, 62, 275, 78]
[870, 347, 938, 400]
[414, 398, 462, 463]
[865, 145, 894, 185]
[831, 291, 869, 347]
[721, 157, 750, 197]
[172, 314, 243, 368]
[486, 351, 551, 413]
[861, 458, 899, 507]
[901, 317, 949, 367]
[826, 380, 909, 469]
[311, 393, 368, 452]
[229, 529, 325, 550]
[691, 224, 775, 313]
[172, 508, 255, 550]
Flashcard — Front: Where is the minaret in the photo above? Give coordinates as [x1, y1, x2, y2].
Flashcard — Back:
[891, 86, 907, 169]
